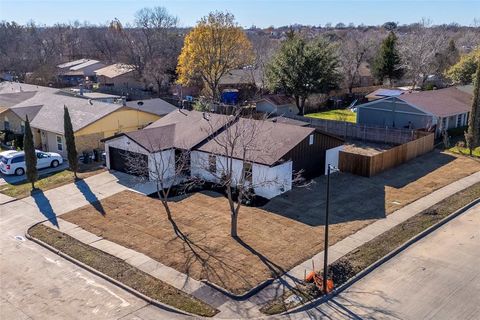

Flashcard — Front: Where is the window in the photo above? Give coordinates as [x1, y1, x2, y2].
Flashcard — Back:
[11, 156, 25, 163]
[208, 154, 216, 173]
[309, 134, 314, 145]
[441, 117, 447, 129]
[20, 121, 25, 134]
[4, 116, 10, 131]
[243, 162, 253, 183]
[56, 136, 63, 151]
[37, 152, 48, 159]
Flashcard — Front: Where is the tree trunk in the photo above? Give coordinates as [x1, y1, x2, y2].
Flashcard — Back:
[230, 212, 238, 238]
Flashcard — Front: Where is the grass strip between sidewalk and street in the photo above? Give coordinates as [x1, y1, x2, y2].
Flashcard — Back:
[28, 224, 218, 317]
[261, 182, 480, 315]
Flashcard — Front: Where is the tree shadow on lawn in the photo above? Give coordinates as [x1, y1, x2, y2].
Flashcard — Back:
[164, 214, 260, 293]
[31, 189, 58, 228]
[263, 151, 456, 227]
[74, 178, 105, 216]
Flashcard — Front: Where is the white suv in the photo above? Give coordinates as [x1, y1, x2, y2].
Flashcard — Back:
[0, 150, 64, 176]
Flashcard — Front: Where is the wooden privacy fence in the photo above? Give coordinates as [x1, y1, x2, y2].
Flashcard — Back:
[287, 115, 416, 145]
[339, 132, 435, 177]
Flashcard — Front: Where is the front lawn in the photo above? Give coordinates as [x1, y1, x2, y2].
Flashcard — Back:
[0, 164, 105, 198]
[306, 109, 356, 123]
[59, 151, 480, 296]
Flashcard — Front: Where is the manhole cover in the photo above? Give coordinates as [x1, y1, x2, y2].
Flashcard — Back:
[14, 235, 26, 241]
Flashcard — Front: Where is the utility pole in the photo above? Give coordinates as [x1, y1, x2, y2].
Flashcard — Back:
[323, 164, 338, 294]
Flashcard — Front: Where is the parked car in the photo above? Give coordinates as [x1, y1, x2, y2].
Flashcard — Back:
[0, 150, 63, 176]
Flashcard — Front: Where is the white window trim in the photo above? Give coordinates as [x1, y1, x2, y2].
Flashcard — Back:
[56, 135, 63, 151]
[309, 134, 314, 145]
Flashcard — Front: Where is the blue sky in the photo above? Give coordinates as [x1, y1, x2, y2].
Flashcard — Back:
[0, 0, 478, 27]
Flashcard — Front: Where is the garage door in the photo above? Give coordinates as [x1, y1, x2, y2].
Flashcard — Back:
[109, 147, 148, 177]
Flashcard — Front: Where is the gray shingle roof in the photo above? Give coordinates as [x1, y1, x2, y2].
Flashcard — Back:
[145, 110, 233, 150]
[399, 87, 472, 117]
[198, 118, 315, 166]
[0, 83, 124, 134]
[126, 98, 177, 116]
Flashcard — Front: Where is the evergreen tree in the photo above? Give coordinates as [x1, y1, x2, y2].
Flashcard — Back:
[466, 61, 480, 155]
[64, 106, 78, 178]
[23, 115, 37, 190]
[373, 31, 403, 85]
[266, 34, 340, 115]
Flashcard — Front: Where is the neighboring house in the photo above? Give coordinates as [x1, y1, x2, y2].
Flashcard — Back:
[0, 82, 162, 157]
[57, 59, 106, 86]
[103, 110, 344, 199]
[218, 68, 263, 101]
[365, 88, 406, 101]
[256, 95, 299, 116]
[356, 62, 375, 88]
[94, 63, 144, 91]
[356, 86, 472, 135]
[126, 98, 178, 117]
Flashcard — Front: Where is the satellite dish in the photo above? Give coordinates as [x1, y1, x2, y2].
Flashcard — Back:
[137, 101, 144, 106]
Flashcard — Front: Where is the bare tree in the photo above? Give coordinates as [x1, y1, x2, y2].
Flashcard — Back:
[122, 133, 192, 218]
[399, 19, 447, 88]
[118, 7, 181, 96]
[337, 30, 378, 93]
[192, 111, 296, 238]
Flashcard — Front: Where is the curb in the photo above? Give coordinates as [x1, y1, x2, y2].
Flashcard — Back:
[282, 198, 480, 315]
[201, 277, 275, 300]
[25, 221, 210, 318]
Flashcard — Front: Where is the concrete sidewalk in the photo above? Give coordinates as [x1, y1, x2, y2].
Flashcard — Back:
[287, 203, 480, 320]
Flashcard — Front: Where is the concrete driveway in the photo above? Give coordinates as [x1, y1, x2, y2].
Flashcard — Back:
[288, 203, 480, 320]
[0, 161, 69, 186]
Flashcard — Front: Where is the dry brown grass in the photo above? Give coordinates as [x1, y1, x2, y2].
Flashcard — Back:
[60, 151, 480, 295]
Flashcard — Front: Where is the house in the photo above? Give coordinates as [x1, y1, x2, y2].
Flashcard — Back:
[356, 62, 375, 88]
[365, 88, 406, 101]
[356, 87, 472, 135]
[125, 98, 178, 117]
[103, 110, 344, 199]
[218, 68, 263, 101]
[0, 82, 162, 157]
[94, 63, 144, 91]
[256, 95, 299, 115]
[57, 59, 106, 86]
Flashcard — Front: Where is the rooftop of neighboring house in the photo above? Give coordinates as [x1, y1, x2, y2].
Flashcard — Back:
[365, 88, 406, 100]
[0, 82, 59, 94]
[198, 117, 316, 166]
[268, 116, 310, 127]
[0, 83, 127, 134]
[126, 98, 177, 116]
[257, 94, 295, 106]
[218, 68, 263, 87]
[57, 59, 90, 69]
[398, 86, 472, 117]
[94, 63, 136, 78]
[69, 59, 102, 71]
